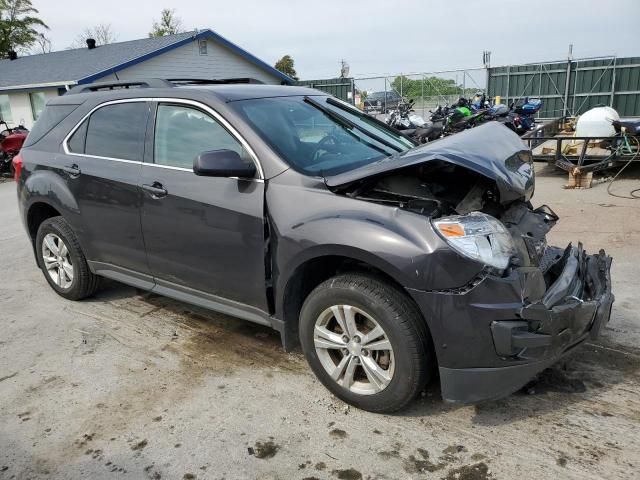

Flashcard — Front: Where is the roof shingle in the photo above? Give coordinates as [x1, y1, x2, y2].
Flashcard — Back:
[0, 31, 198, 89]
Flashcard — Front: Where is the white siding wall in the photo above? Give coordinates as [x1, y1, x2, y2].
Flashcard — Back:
[99, 38, 281, 85]
[5, 90, 58, 129]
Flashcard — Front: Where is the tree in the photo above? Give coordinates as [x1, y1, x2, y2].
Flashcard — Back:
[274, 55, 298, 80]
[149, 8, 183, 37]
[339, 59, 349, 78]
[390, 75, 473, 100]
[0, 0, 48, 58]
[69, 24, 117, 49]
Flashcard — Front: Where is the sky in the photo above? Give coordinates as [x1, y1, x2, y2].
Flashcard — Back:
[32, 0, 640, 80]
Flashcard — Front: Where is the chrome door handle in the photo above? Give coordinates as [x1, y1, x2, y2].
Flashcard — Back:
[142, 182, 168, 198]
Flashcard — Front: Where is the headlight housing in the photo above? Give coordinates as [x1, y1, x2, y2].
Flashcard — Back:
[433, 212, 515, 270]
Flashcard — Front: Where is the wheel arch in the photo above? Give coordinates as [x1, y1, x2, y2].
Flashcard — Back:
[23, 170, 82, 261]
[275, 247, 431, 352]
[23, 170, 80, 235]
[27, 202, 62, 242]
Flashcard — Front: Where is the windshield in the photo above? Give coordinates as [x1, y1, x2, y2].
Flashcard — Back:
[232, 96, 413, 176]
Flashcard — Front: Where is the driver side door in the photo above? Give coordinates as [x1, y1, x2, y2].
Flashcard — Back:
[140, 101, 268, 311]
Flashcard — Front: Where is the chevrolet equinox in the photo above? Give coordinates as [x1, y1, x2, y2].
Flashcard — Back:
[14, 79, 613, 412]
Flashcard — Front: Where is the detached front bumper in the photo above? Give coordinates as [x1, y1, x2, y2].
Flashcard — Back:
[408, 244, 613, 404]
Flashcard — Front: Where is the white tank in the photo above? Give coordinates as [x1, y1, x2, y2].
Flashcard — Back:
[575, 106, 620, 138]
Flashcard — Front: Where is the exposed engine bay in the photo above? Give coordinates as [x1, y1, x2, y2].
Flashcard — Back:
[340, 160, 498, 218]
[334, 160, 561, 275]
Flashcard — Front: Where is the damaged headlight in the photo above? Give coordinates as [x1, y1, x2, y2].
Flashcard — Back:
[433, 212, 515, 270]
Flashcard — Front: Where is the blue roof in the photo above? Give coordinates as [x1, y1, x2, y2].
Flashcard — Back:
[0, 29, 294, 90]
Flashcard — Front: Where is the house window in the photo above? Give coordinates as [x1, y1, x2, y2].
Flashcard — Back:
[29, 92, 47, 121]
[198, 39, 208, 55]
[0, 94, 12, 124]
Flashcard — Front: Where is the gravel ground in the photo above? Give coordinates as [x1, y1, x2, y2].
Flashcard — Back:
[1, 163, 639, 480]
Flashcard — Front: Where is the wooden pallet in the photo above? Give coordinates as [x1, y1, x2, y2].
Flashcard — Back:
[565, 171, 594, 189]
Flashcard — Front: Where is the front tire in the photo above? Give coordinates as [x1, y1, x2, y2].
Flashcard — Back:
[36, 216, 99, 300]
[299, 273, 432, 413]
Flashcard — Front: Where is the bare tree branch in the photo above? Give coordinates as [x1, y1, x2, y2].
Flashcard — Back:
[32, 32, 51, 54]
[69, 24, 117, 49]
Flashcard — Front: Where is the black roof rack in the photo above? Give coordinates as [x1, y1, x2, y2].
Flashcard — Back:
[167, 77, 264, 85]
[66, 77, 265, 95]
[66, 79, 173, 95]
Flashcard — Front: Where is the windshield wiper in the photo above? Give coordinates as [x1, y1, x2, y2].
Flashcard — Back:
[303, 96, 403, 153]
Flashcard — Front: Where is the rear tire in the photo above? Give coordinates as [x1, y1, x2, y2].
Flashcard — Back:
[36, 216, 99, 300]
[299, 273, 432, 413]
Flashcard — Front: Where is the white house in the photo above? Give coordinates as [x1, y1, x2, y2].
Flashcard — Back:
[0, 29, 294, 129]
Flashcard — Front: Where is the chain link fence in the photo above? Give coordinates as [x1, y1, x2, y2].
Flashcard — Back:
[353, 68, 487, 119]
[301, 56, 640, 121]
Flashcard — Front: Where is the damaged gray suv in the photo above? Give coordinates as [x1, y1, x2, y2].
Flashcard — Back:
[15, 79, 613, 412]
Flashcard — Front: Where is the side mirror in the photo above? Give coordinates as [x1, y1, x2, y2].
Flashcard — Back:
[193, 149, 257, 178]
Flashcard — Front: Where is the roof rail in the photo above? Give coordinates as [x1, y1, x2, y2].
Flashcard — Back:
[65, 77, 266, 95]
[166, 77, 264, 85]
[66, 79, 173, 95]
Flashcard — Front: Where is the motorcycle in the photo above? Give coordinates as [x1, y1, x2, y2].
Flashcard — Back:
[1, 120, 28, 177]
[385, 98, 425, 131]
[429, 98, 481, 137]
[383, 94, 543, 142]
[385, 99, 444, 143]
[501, 98, 543, 135]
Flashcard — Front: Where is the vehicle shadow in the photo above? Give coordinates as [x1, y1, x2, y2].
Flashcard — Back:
[84, 279, 141, 302]
[82, 278, 302, 373]
[83, 280, 640, 425]
[400, 340, 640, 425]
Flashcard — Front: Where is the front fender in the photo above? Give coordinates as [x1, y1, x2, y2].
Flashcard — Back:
[277, 214, 432, 292]
[268, 174, 485, 318]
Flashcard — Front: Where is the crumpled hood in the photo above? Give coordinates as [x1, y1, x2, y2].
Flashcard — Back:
[325, 122, 535, 204]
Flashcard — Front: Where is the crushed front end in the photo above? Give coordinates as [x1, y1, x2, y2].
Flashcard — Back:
[410, 242, 612, 402]
[408, 203, 614, 404]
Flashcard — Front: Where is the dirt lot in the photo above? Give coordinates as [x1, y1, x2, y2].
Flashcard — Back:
[1, 164, 639, 480]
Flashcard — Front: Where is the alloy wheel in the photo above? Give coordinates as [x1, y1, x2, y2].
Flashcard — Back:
[313, 305, 395, 395]
[42, 233, 74, 289]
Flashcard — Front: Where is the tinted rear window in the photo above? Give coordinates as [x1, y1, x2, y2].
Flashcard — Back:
[23, 104, 79, 147]
[84, 102, 148, 161]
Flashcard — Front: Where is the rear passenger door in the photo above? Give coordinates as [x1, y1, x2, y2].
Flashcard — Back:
[139, 101, 268, 310]
[63, 100, 151, 278]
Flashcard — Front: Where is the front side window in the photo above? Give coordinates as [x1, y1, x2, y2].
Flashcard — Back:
[232, 96, 413, 176]
[84, 102, 148, 161]
[0, 94, 13, 124]
[29, 92, 47, 121]
[154, 104, 246, 169]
